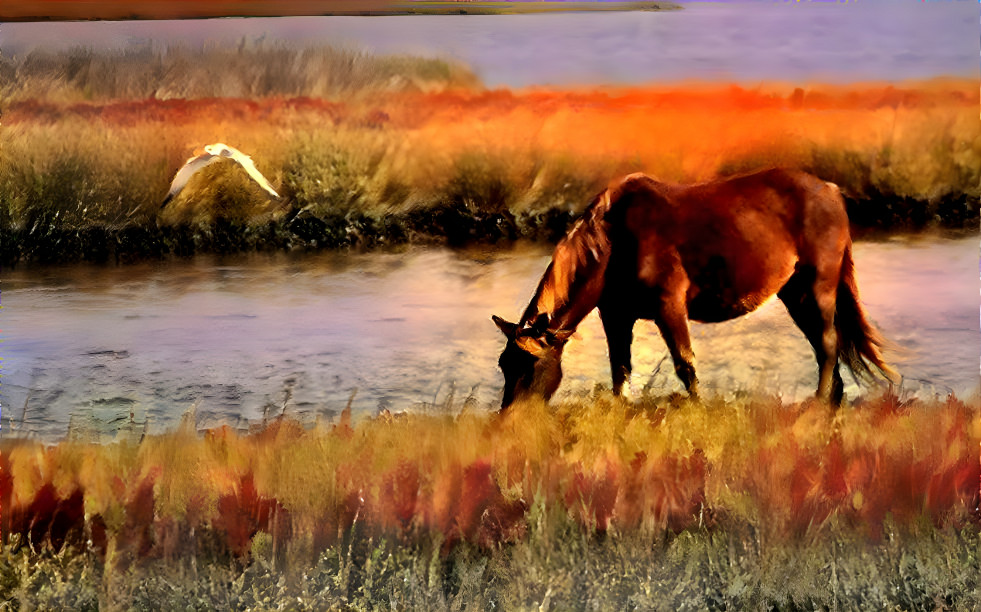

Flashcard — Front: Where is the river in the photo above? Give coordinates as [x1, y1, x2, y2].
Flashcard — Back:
[1, 235, 977, 442]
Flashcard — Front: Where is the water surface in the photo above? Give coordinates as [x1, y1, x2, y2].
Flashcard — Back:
[2, 236, 977, 442]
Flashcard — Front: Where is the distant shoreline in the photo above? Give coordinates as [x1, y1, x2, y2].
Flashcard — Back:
[387, 2, 682, 16]
[1, 1, 682, 22]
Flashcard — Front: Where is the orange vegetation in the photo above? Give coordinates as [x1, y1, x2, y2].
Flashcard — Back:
[7, 80, 975, 128]
[8, 79, 976, 205]
[1, 393, 978, 565]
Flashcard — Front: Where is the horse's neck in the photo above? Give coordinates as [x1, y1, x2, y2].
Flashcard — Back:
[522, 223, 609, 332]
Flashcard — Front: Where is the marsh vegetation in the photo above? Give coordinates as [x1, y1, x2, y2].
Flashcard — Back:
[1, 46, 977, 265]
[1, 393, 978, 609]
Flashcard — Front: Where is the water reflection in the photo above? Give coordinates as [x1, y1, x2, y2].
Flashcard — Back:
[1, 236, 978, 442]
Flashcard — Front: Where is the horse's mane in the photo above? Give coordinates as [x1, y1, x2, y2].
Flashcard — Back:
[525, 188, 615, 321]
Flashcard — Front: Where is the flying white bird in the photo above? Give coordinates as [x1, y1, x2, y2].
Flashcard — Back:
[161, 143, 280, 208]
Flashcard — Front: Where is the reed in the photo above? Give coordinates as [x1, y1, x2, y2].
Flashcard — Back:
[3, 76, 978, 264]
[0, 44, 479, 103]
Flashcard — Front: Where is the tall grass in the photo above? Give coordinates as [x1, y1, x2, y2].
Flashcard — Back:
[1, 392, 979, 608]
[1, 52, 978, 264]
[0, 44, 479, 103]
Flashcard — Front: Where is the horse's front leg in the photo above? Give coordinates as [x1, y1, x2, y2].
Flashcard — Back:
[600, 308, 634, 396]
[653, 292, 699, 399]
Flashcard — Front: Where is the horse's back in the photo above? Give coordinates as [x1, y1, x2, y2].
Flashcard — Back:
[608, 168, 848, 250]
[602, 168, 850, 322]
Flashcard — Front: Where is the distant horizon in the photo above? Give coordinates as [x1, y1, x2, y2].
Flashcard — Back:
[0, 0, 939, 21]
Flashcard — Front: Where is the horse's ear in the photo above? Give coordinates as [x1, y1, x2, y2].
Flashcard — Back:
[492, 315, 518, 338]
[515, 335, 548, 358]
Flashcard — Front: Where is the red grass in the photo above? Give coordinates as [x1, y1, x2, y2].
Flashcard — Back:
[1, 395, 978, 562]
[6, 82, 974, 129]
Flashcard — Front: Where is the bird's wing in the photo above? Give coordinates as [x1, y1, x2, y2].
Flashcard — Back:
[162, 151, 220, 206]
[162, 144, 280, 208]
[220, 146, 280, 198]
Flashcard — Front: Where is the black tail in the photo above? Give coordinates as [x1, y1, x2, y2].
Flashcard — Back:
[836, 245, 898, 383]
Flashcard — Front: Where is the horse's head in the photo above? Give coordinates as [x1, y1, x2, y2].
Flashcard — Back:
[492, 313, 573, 411]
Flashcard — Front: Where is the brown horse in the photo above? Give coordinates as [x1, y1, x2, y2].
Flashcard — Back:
[492, 168, 896, 410]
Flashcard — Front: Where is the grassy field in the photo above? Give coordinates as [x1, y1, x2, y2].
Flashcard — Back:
[1, 46, 978, 264]
[1, 392, 978, 609]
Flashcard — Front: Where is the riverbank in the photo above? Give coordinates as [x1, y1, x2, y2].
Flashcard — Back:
[2, 77, 978, 265]
[3, 199, 977, 268]
[3, 47, 978, 266]
[2, 393, 978, 608]
[389, 1, 681, 16]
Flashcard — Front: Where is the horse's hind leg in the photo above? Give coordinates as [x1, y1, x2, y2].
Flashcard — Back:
[653, 294, 699, 399]
[600, 308, 634, 396]
[778, 266, 844, 405]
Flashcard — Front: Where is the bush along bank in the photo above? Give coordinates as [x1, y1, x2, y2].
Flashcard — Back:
[0, 191, 976, 266]
[0, 206, 579, 266]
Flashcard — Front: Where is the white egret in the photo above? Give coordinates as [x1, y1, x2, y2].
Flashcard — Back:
[161, 143, 280, 208]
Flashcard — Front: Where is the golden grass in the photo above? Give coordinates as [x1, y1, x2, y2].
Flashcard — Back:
[3, 80, 977, 236]
[1, 392, 978, 609]
[2, 392, 978, 556]
[1, 45, 479, 104]
[3, 47, 977, 261]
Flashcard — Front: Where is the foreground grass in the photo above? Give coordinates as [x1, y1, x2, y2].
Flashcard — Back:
[1, 392, 978, 609]
[2, 513, 978, 610]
